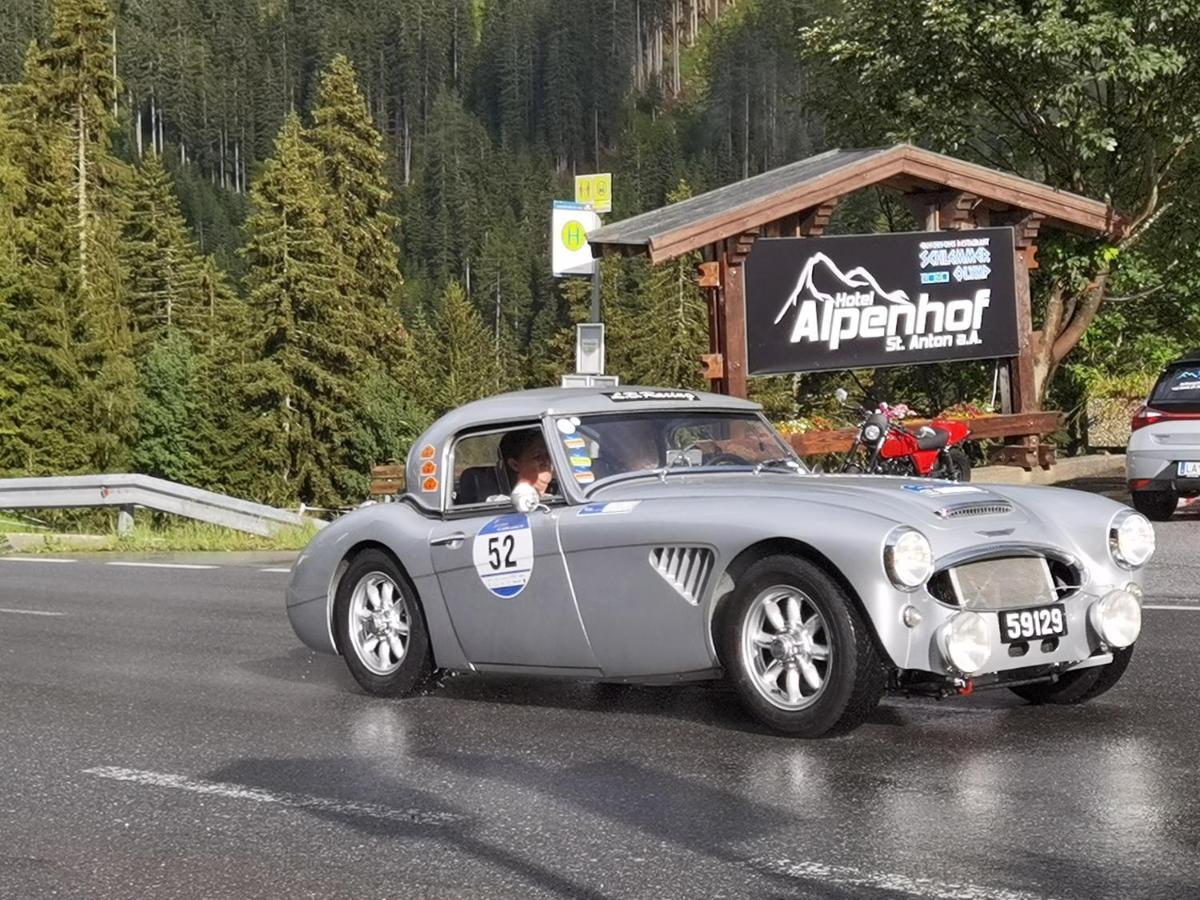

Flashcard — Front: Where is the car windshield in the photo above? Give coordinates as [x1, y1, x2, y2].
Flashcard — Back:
[1152, 365, 1200, 410]
[551, 410, 804, 486]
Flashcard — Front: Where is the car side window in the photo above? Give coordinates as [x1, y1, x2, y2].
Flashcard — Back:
[448, 425, 559, 509]
[449, 431, 511, 508]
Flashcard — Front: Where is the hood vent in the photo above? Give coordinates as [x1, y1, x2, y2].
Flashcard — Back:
[935, 500, 1013, 520]
[649, 546, 714, 606]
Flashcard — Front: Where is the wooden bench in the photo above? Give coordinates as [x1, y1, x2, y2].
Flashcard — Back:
[368, 465, 406, 499]
[787, 411, 1064, 471]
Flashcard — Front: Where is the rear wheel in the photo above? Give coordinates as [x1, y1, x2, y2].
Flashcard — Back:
[1131, 489, 1178, 521]
[1008, 645, 1134, 705]
[719, 554, 885, 737]
[334, 549, 433, 697]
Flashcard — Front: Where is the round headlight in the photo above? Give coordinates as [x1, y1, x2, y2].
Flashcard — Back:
[1090, 588, 1142, 648]
[1109, 510, 1155, 568]
[937, 610, 991, 674]
[862, 423, 882, 443]
[884, 528, 933, 589]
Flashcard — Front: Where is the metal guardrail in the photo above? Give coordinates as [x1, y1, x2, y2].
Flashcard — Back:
[0, 474, 309, 537]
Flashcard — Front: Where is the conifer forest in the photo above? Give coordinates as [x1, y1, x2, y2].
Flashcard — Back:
[2, 0, 1199, 508]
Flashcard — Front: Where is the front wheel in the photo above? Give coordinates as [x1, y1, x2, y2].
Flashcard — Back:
[1008, 645, 1133, 705]
[719, 555, 885, 737]
[333, 549, 434, 696]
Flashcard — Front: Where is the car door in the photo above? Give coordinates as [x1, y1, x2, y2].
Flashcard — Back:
[428, 426, 598, 672]
[556, 497, 719, 678]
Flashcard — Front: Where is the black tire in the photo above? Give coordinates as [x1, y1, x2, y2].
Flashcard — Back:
[333, 549, 434, 697]
[946, 447, 971, 482]
[718, 554, 885, 737]
[1008, 644, 1134, 705]
[1131, 489, 1178, 521]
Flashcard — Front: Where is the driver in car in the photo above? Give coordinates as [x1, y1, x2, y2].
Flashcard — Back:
[500, 429, 556, 496]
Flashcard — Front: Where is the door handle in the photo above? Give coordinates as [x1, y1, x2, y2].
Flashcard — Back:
[429, 532, 466, 548]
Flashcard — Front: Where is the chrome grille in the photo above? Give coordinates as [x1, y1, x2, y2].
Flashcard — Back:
[649, 546, 714, 606]
[935, 501, 1014, 519]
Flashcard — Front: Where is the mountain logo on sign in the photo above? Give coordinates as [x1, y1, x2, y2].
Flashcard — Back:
[771, 251, 991, 353]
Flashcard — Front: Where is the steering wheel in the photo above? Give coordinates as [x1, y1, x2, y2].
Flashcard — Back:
[705, 452, 751, 466]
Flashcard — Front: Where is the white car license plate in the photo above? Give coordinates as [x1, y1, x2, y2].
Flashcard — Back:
[999, 605, 1067, 644]
[1179, 461, 1200, 478]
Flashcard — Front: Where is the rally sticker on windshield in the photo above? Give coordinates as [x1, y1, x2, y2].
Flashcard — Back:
[901, 484, 983, 496]
[473, 514, 534, 598]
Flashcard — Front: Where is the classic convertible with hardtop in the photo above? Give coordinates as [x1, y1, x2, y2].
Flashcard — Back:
[286, 387, 1153, 736]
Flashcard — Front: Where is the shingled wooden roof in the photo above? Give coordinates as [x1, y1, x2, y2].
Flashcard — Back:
[589, 144, 1121, 263]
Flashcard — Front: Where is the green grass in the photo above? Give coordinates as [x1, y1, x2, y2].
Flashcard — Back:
[5, 520, 319, 554]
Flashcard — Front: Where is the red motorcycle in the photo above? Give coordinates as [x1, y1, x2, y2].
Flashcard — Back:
[837, 390, 973, 481]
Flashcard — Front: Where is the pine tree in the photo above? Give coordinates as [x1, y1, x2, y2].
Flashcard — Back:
[0, 97, 30, 452]
[121, 153, 207, 346]
[240, 112, 357, 507]
[414, 280, 504, 415]
[3, 0, 136, 475]
[305, 54, 405, 360]
[626, 181, 707, 388]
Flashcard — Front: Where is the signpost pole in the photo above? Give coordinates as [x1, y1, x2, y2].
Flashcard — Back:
[590, 260, 601, 323]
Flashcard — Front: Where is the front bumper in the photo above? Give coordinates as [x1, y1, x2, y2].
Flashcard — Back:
[886, 579, 1140, 678]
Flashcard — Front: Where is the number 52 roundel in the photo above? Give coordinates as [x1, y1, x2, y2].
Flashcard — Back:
[472, 514, 535, 598]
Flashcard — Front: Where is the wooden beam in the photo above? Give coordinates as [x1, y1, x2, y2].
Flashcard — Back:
[937, 191, 978, 229]
[696, 260, 720, 288]
[797, 200, 839, 237]
[700, 353, 724, 380]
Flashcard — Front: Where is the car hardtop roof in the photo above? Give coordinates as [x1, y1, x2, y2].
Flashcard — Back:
[431, 385, 761, 434]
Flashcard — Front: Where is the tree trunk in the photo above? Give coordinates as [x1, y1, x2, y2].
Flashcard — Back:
[77, 95, 88, 291]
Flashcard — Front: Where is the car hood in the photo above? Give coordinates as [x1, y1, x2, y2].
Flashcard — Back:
[586, 471, 1032, 531]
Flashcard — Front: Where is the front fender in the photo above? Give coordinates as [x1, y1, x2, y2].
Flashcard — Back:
[284, 502, 472, 671]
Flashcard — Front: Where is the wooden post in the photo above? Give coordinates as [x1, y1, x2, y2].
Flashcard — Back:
[719, 236, 750, 397]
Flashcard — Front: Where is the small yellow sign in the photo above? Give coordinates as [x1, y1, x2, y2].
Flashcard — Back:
[561, 219, 588, 252]
[574, 173, 612, 214]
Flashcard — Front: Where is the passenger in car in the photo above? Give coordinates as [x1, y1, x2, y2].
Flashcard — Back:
[500, 429, 556, 495]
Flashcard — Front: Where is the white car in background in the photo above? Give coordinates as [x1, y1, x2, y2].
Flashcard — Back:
[1127, 350, 1200, 520]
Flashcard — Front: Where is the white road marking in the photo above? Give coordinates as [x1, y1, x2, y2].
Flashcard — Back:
[105, 562, 219, 570]
[1144, 604, 1200, 611]
[83, 766, 466, 828]
[259, 567, 292, 573]
[0, 556, 78, 564]
[751, 856, 1052, 900]
[0, 607, 65, 617]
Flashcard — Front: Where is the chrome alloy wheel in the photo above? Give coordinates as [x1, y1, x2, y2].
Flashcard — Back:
[741, 585, 831, 710]
[348, 571, 411, 676]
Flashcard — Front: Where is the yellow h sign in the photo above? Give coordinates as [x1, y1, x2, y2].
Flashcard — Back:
[574, 173, 612, 214]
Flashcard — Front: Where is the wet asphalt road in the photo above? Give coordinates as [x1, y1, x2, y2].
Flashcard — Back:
[2, 515, 1199, 900]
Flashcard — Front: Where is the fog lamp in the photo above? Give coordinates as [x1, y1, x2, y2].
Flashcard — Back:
[1090, 589, 1142, 648]
[937, 610, 991, 674]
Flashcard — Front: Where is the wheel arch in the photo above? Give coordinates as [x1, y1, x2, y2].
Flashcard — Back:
[328, 540, 426, 660]
[707, 537, 888, 665]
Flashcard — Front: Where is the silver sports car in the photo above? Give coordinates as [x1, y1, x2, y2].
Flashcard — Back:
[286, 386, 1154, 736]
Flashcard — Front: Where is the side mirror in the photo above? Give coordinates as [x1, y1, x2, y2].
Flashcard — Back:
[510, 482, 541, 514]
[834, 387, 848, 404]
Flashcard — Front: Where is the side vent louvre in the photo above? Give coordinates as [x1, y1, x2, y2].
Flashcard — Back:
[649, 546, 714, 606]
